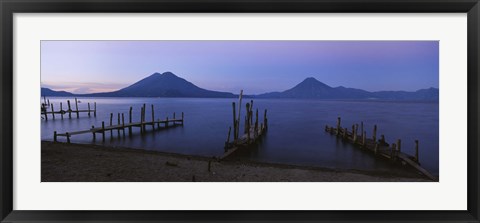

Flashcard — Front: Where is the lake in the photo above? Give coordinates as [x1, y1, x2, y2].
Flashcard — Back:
[41, 97, 439, 176]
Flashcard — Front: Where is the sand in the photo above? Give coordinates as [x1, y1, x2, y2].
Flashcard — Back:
[41, 141, 429, 182]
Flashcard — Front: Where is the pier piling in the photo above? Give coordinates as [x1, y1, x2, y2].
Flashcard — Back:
[109, 113, 113, 137]
[60, 102, 63, 119]
[75, 98, 79, 118]
[415, 140, 419, 162]
[67, 100, 72, 118]
[117, 113, 121, 136]
[51, 104, 55, 119]
[151, 105, 155, 130]
[129, 107, 133, 135]
[324, 118, 435, 180]
[102, 121, 105, 142]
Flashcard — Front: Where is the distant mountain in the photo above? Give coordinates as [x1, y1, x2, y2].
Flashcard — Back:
[258, 77, 438, 101]
[41, 87, 74, 97]
[372, 87, 439, 101]
[41, 74, 438, 101]
[84, 72, 236, 98]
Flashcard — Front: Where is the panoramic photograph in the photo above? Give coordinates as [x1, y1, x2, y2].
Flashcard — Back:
[40, 40, 439, 182]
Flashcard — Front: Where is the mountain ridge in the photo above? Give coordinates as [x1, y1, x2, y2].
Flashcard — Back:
[41, 72, 438, 101]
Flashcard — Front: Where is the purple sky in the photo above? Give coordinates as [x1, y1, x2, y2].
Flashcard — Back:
[41, 41, 439, 94]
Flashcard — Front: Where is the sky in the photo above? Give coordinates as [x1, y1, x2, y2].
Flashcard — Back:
[41, 41, 439, 94]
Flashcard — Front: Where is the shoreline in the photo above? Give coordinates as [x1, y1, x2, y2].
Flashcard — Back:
[41, 141, 430, 182]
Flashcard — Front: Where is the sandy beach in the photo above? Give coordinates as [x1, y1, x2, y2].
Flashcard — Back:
[41, 141, 429, 182]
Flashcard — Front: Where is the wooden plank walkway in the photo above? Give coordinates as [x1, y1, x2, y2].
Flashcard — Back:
[221, 91, 268, 160]
[325, 117, 437, 181]
[53, 104, 184, 143]
[221, 124, 267, 160]
[42, 98, 96, 120]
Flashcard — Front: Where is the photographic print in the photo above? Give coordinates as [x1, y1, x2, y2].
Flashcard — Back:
[40, 40, 439, 182]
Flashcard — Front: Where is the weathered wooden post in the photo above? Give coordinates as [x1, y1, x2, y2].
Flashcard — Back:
[75, 98, 79, 118]
[249, 100, 254, 126]
[92, 125, 96, 140]
[351, 125, 355, 142]
[232, 102, 237, 140]
[373, 125, 377, 143]
[255, 109, 259, 137]
[88, 103, 91, 117]
[362, 131, 366, 146]
[336, 117, 341, 135]
[67, 100, 72, 118]
[354, 124, 359, 143]
[43, 96, 47, 105]
[60, 102, 63, 119]
[244, 116, 248, 134]
[47, 99, 50, 106]
[42, 104, 48, 121]
[142, 104, 146, 132]
[129, 106, 133, 135]
[264, 109, 268, 130]
[94, 102, 97, 117]
[109, 113, 113, 137]
[66, 132, 71, 143]
[117, 113, 121, 136]
[122, 113, 125, 137]
[415, 140, 419, 162]
[101, 121, 105, 142]
[391, 143, 396, 160]
[374, 142, 378, 155]
[237, 90, 244, 137]
[397, 139, 401, 152]
[50, 104, 55, 119]
[246, 117, 250, 142]
[151, 104, 155, 130]
[181, 112, 184, 125]
[343, 127, 347, 139]
[245, 103, 250, 134]
[225, 126, 231, 147]
[140, 107, 144, 134]
[53, 131, 57, 142]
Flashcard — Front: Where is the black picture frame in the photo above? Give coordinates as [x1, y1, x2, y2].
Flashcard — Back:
[1, 0, 479, 222]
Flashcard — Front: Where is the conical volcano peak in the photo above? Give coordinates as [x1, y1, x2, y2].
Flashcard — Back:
[303, 77, 319, 82]
[296, 77, 331, 89]
[161, 71, 178, 77]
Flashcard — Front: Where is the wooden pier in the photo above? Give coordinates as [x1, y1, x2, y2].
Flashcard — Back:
[325, 117, 436, 181]
[53, 104, 184, 143]
[221, 91, 268, 160]
[41, 97, 96, 120]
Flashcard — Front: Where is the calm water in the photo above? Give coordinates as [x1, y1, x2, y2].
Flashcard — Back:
[41, 97, 439, 176]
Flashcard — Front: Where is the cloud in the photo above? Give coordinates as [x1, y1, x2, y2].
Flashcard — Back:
[41, 82, 128, 94]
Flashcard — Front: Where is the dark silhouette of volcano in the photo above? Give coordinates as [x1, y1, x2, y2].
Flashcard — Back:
[258, 77, 438, 101]
[83, 72, 236, 98]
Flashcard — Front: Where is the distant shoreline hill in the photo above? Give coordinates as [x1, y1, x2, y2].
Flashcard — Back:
[257, 77, 439, 101]
[41, 72, 438, 101]
[41, 87, 75, 97]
